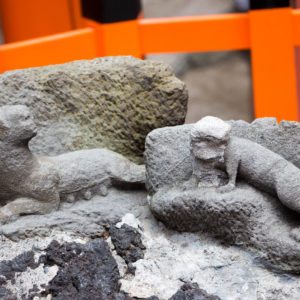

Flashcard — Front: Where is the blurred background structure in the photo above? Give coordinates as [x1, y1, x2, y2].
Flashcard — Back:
[1, 0, 300, 123]
[143, 0, 252, 123]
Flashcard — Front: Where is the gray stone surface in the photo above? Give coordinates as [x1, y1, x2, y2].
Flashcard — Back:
[189, 116, 300, 212]
[119, 213, 300, 300]
[149, 184, 300, 273]
[1, 196, 300, 299]
[145, 118, 300, 193]
[0, 56, 188, 163]
[0, 105, 145, 224]
[145, 117, 300, 273]
[0, 190, 148, 241]
[145, 125, 192, 194]
[189, 116, 231, 189]
[224, 137, 300, 213]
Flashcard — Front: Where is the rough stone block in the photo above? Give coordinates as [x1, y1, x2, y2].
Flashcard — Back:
[0, 56, 188, 163]
[145, 118, 300, 193]
[145, 118, 300, 273]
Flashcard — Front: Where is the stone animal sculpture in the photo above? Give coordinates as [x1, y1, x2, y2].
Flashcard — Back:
[190, 116, 300, 213]
[0, 105, 145, 224]
[146, 116, 300, 273]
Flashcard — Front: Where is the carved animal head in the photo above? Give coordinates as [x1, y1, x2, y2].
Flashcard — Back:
[190, 116, 231, 163]
[0, 105, 37, 143]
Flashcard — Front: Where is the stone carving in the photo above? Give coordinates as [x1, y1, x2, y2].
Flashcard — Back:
[189, 116, 300, 212]
[146, 116, 300, 273]
[0, 56, 188, 163]
[188, 116, 232, 189]
[0, 105, 145, 224]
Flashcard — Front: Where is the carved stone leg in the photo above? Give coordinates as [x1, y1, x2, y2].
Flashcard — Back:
[0, 196, 60, 224]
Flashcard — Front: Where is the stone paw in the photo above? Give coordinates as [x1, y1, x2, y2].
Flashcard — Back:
[83, 190, 92, 200]
[217, 183, 235, 194]
[65, 194, 76, 203]
[182, 179, 197, 191]
[0, 210, 15, 225]
[99, 184, 109, 197]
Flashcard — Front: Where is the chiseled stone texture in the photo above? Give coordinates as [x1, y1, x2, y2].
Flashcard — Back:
[0, 104, 146, 224]
[145, 118, 300, 273]
[0, 190, 148, 241]
[119, 214, 300, 300]
[145, 124, 193, 194]
[149, 184, 300, 273]
[145, 118, 300, 193]
[1, 198, 300, 299]
[0, 56, 188, 163]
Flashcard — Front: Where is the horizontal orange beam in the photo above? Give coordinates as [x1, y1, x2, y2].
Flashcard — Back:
[140, 10, 300, 53]
[139, 13, 251, 54]
[0, 0, 74, 43]
[0, 28, 98, 73]
[1, 10, 300, 73]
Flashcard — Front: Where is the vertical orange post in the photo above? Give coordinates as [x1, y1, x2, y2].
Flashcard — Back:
[101, 20, 141, 57]
[81, 0, 142, 57]
[0, 0, 75, 43]
[249, 2, 298, 121]
[69, 0, 86, 29]
[295, 0, 300, 120]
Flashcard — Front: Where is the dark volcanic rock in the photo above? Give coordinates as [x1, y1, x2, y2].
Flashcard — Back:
[0, 287, 17, 300]
[0, 251, 37, 300]
[0, 251, 36, 285]
[39, 239, 120, 300]
[110, 224, 146, 265]
[169, 283, 221, 300]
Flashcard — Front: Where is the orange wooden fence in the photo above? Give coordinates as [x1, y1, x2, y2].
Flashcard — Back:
[0, 2, 299, 121]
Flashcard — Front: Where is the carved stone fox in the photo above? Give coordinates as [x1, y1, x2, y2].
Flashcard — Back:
[0, 105, 145, 223]
[224, 137, 300, 213]
[191, 116, 300, 214]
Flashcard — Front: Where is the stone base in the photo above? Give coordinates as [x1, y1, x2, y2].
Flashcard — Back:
[149, 183, 300, 273]
[0, 189, 300, 299]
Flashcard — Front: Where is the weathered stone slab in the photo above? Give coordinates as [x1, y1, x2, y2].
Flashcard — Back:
[149, 184, 300, 273]
[0, 105, 146, 224]
[145, 118, 300, 193]
[1, 197, 300, 299]
[0, 56, 188, 163]
[0, 190, 148, 241]
[145, 118, 300, 273]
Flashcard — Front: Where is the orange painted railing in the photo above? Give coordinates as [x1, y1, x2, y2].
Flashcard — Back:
[0, 4, 299, 120]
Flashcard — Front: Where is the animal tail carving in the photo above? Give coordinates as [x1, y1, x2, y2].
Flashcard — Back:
[276, 163, 300, 213]
[111, 161, 146, 189]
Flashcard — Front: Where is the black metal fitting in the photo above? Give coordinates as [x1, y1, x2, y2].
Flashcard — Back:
[250, 0, 291, 10]
[81, 0, 142, 23]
